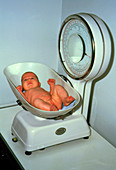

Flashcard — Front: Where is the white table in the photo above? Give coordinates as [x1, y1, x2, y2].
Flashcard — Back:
[0, 105, 116, 170]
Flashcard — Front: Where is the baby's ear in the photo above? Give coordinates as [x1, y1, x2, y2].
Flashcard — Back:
[39, 82, 41, 87]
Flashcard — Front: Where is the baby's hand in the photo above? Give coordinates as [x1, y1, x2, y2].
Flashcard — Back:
[16, 85, 28, 101]
[47, 79, 55, 85]
[17, 85, 23, 92]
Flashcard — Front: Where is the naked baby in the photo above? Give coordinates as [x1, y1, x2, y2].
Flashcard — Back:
[17, 72, 75, 111]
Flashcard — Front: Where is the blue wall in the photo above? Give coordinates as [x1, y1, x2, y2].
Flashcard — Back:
[0, 0, 62, 105]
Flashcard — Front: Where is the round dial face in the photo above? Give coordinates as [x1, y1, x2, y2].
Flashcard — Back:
[59, 16, 94, 79]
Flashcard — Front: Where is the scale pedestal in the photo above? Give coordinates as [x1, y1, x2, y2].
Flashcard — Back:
[12, 110, 90, 153]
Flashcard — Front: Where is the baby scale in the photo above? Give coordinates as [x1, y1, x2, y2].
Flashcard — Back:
[4, 13, 112, 155]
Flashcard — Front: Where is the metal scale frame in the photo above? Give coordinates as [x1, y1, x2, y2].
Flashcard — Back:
[11, 13, 111, 155]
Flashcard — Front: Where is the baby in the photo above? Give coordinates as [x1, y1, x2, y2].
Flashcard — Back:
[16, 72, 75, 111]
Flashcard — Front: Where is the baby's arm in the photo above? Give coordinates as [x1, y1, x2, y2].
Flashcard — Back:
[16, 85, 28, 101]
[47, 79, 55, 95]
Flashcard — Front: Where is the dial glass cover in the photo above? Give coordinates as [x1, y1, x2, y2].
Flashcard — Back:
[59, 16, 94, 79]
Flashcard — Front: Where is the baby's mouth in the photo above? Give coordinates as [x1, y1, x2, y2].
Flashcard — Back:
[28, 82, 33, 86]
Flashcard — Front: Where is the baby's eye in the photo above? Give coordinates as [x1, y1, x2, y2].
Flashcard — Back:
[24, 79, 28, 81]
[31, 78, 34, 79]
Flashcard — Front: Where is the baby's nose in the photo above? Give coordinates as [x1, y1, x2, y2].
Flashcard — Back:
[26, 78, 32, 82]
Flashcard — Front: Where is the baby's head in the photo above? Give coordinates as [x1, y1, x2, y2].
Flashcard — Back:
[21, 72, 40, 91]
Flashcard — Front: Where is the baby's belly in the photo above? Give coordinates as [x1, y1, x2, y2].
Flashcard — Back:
[30, 94, 52, 105]
[27, 91, 62, 110]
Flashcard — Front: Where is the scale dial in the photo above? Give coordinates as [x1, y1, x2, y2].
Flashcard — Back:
[59, 15, 94, 79]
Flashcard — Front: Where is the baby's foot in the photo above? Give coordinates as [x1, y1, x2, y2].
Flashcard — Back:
[64, 96, 75, 106]
[50, 104, 58, 111]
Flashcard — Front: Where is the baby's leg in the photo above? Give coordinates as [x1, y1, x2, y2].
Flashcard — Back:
[52, 85, 75, 107]
[33, 98, 58, 111]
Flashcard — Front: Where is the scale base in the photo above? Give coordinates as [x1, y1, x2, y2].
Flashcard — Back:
[11, 110, 90, 153]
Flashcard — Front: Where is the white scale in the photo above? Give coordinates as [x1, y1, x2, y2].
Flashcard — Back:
[4, 13, 111, 155]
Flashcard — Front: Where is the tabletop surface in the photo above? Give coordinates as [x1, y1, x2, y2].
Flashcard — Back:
[0, 105, 116, 170]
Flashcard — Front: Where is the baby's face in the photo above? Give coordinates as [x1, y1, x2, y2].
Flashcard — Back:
[22, 72, 40, 91]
